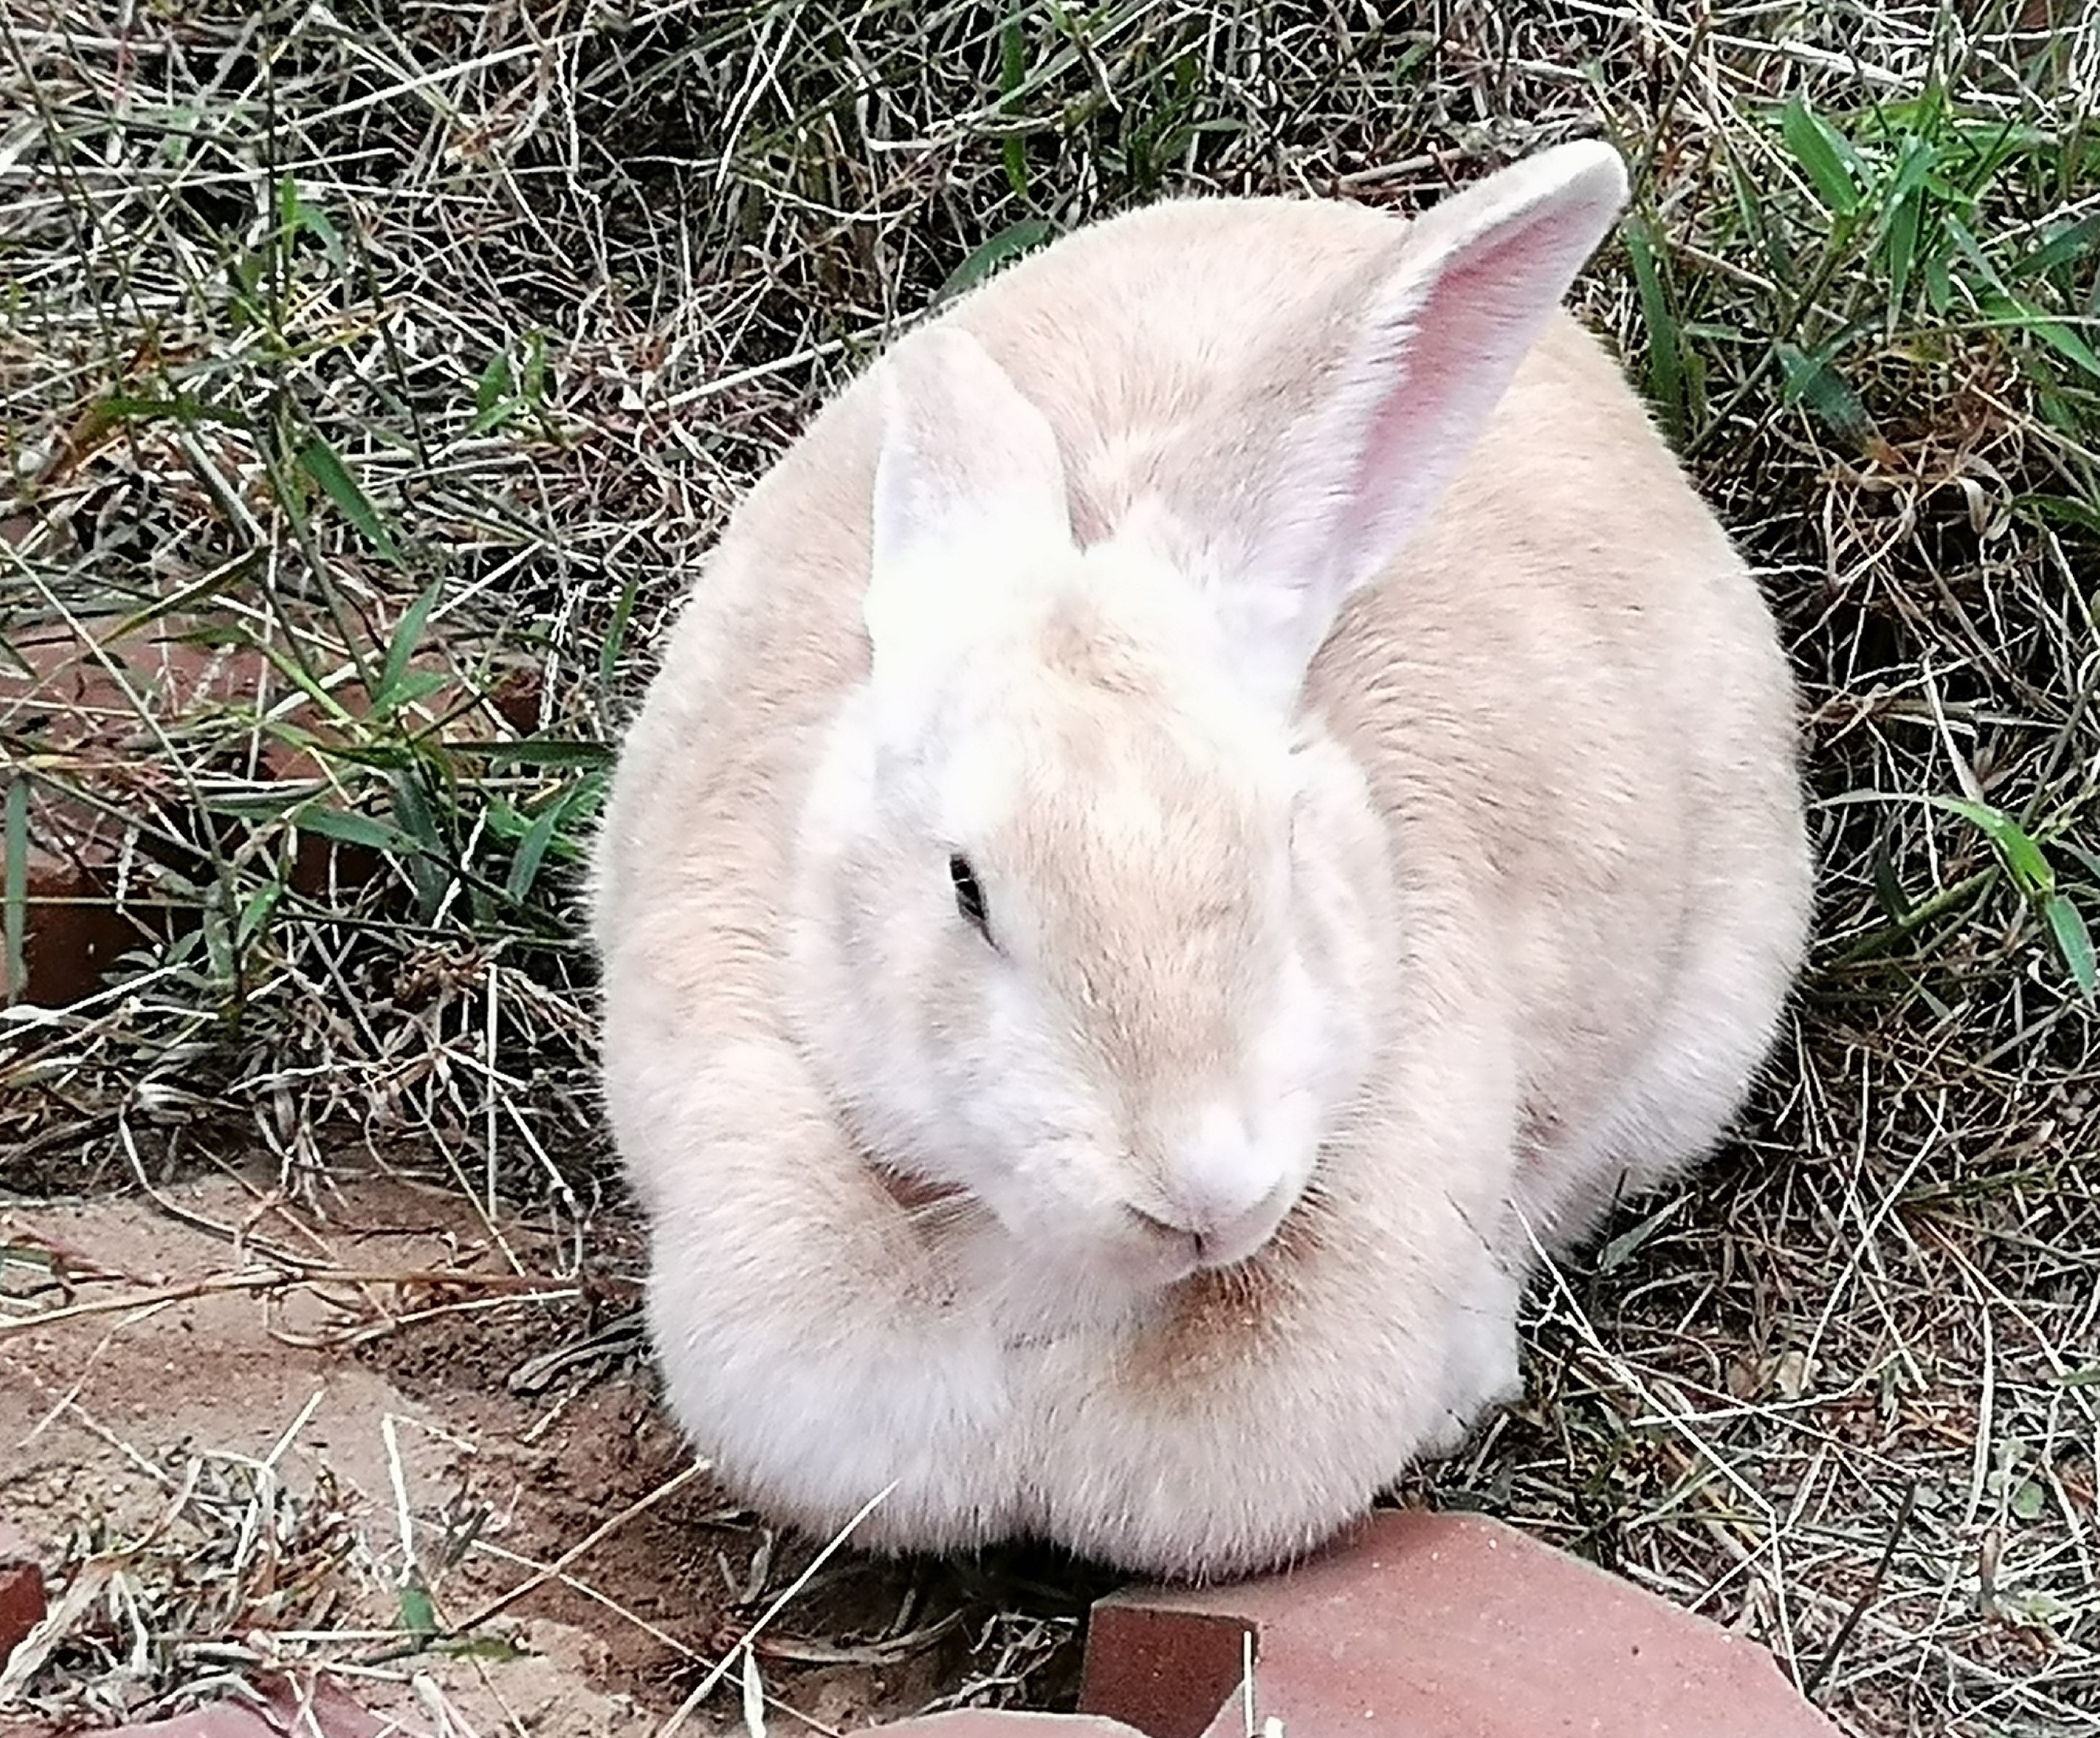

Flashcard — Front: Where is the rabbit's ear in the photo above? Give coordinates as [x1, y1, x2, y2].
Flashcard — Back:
[1197, 141, 1628, 710]
[866, 327, 1073, 707]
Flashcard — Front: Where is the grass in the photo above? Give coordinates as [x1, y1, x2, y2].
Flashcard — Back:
[1, 0, 2096, 1733]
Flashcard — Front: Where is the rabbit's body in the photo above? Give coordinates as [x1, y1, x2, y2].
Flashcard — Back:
[594, 150, 1812, 1578]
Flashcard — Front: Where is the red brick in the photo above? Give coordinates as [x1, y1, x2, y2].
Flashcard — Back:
[1074, 1606, 1247, 1738]
[49, 1705, 281, 1738]
[870, 1717, 1144, 1736]
[0, 612, 539, 1006]
[0, 1520, 45, 1664]
[1080, 1510, 1841, 1738]
[3, 848, 149, 1008]
[47, 1677, 386, 1738]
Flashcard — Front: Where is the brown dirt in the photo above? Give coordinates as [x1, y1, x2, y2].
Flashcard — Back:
[0, 1162, 1088, 1734]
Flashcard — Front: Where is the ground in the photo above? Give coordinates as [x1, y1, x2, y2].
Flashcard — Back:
[3, 1158, 1106, 1732]
[2, 3, 2096, 1736]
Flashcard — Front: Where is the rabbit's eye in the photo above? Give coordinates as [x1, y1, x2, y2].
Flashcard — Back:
[950, 854, 992, 940]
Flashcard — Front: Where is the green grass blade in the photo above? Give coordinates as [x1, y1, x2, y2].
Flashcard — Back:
[1883, 186, 1921, 321]
[999, 12, 1030, 200]
[1776, 341, 1881, 452]
[1928, 795, 2055, 896]
[1781, 94, 1862, 215]
[460, 738, 614, 770]
[398, 1573, 437, 1643]
[235, 880, 284, 948]
[376, 583, 443, 712]
[2010, 214, 2100, 284]
[1985, 293, 2100, 379]
[598, 575, 641, 699]
[475, 349, 512, 416]
[295, 803, 409, 854]
[504, 800, 566, 904]
[390, 769, 453, 918]
[2044, 893, 2096, 997]
[936, 219, 1053, 303]
[298, 435, 402, 563]
[1624, 217, 1685, 441]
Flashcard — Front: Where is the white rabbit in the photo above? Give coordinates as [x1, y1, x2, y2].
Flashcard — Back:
[590, 141, 1812, 1580]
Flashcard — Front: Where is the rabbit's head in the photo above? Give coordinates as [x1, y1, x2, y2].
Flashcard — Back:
[789, 143, 1628, 1324]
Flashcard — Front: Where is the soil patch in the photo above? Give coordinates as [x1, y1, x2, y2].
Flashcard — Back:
[1, 1164, 1089, 1734]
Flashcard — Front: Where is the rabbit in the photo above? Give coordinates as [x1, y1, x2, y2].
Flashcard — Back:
[590, 139, 1814, 1581]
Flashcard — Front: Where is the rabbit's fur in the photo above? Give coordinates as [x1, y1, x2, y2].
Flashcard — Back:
[592, 143, 1812, 1579]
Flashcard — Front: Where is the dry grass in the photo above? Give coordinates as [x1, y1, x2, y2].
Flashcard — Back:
[2, 1, 2096, 1734]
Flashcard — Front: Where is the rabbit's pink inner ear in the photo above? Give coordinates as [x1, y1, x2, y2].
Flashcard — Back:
[1222, 141, 1629, 704]
[1328, 170, 1630, 588]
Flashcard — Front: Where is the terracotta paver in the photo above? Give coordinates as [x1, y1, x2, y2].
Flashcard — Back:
[7, 1361, 1841, 1738]
[0, 614, 539, 1006]
[1080, 1510, 1841, 1737]
[3, 1508, 1847, 1736]
[0, 1519, 45, 1664]
[33, 1686, 1138, 1737]
[868, 1716, 1144, 1736]
[9, 1676, 386, 1738]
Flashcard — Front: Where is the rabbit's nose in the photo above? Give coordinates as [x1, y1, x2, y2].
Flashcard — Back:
[1164, 1101, 1287, 1235]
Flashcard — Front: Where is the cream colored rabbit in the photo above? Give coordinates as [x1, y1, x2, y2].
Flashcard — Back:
[590, 141, 1812, 1579]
